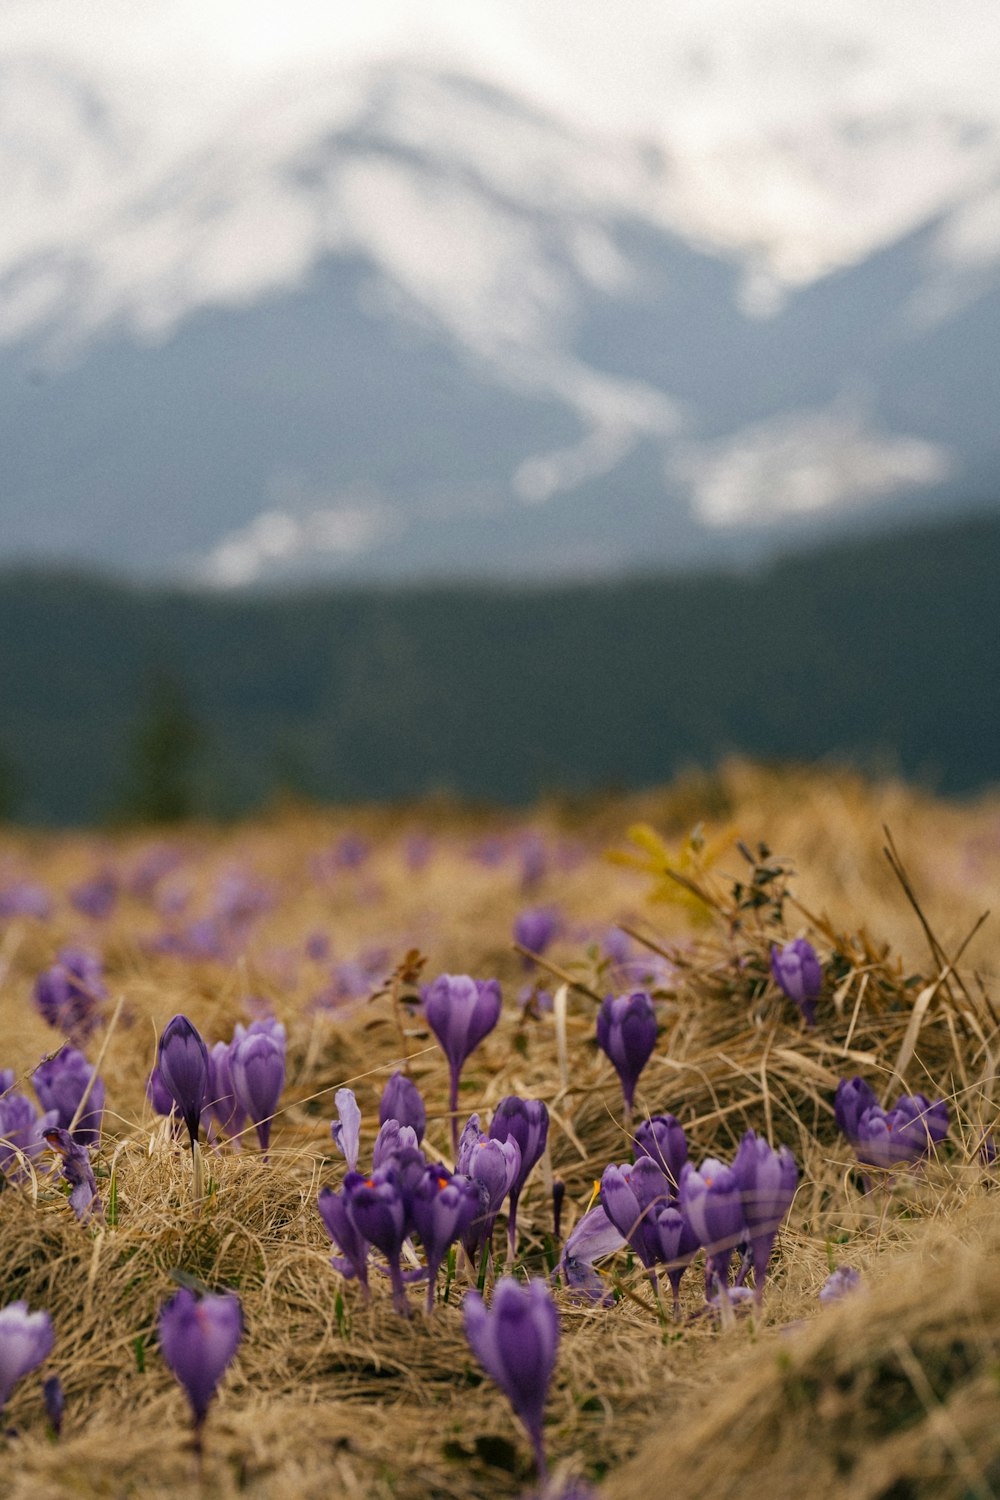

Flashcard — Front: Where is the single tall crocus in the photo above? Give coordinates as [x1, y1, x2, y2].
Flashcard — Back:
[679, 1158, 746, 1308]
[0, 1301, 54, 1418]
[732, 1130, 797, 1305]
[32, 1047, 105, 1146]
[488, 1096, 549, 1259]
[423, 975, 502, 1155]
[158, 1288, 242, 1451]
[330, 1087, 361, 1171]
[596, 991, 658, 1122]
[229, 1029, 285, 1155]
[379, 1071, 427, 1142]
[342, 1169, 411, 1315]
[770, 938, 823, 1026]
[157, 1014, 210, 1201]
[600, 1159, 670, 1292]
[410, 1164, 480, 1312]
[655, 1206, 700, 1317]
[461, 1134, 522, 1267]
[463, 1277, 559, 1478]
[317, 1185, 370, 1294]
[633, 1114, 688, 1195]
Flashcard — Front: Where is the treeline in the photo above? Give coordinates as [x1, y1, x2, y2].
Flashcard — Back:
[0, 510, 997, 824]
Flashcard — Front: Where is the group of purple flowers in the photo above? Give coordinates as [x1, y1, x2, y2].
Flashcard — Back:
[835, 1076, 949, 1171]
[320, 1062, 549, 1316]
[149, 1012, 287, 1157]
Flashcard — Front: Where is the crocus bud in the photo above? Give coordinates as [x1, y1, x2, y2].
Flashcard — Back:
[770, 938, 823, 1025]
[378, 1071, 427, 1142]
[596, 991, 658, 1114]
[463, 1277, 559, 1479]
[32, 1046, 105, 1146]
[410, 1164, 480, 1312]
[33, 948, 106, 1040]
[731, 1129, 797, 1300]
[317, 1185, 369, 1293]
[423, 974, 502, 1152]
[633, 1114, 688, 1193]
[599, 1159, 669, 1272]
[330, 1087, 361, 1172]
[158, 1288, 242, 1436]
[229, 1030, 285, 1154]
[69, 871, 119, 922]
[514, 907, 560, 965]
[655, 1205, 700, 1316]
[207, 1041, 247, 1140]
[43, 1374, 64, 1436]
[488, 1095, 549, 1255]
[835, 1076, 880, 1146]
[0, 1301, 54, 1416]
[157, 1015, 210, 1146]
[891, 1093, 949, 1155]
[372, 1119, 420, 1172]
[463, 1136, 521, 1265]
[679, 1158, 746, 1290]
[552, 1178, 565, 1244]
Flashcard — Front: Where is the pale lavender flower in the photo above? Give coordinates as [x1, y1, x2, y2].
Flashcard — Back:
[158, 1288, 242, 1438]
[330, 1088, 361, 1171]
[463, 1277, 559, 1478]
[0, 1301, 54, 1415]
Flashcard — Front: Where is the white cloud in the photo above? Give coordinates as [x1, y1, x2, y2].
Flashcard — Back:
[194, 489, 400, 587]
[672, 402, 952, 528]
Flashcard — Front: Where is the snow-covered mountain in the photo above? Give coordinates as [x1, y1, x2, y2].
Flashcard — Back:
[1, 1, 999, 583]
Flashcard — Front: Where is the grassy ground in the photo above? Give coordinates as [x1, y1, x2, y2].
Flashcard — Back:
[1, 759, 999, 1498]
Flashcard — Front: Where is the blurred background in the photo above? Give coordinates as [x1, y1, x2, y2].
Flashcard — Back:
[1, 0, 998, 823]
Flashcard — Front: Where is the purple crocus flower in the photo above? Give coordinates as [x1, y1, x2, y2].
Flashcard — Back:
[317, 1185, 370, 1293]
[834, 1076, 879, 1146]
[379, 1071, 427, 1142]
[600, 1159, 670, 1277]
[206, 1042, 247, 1141]
[43, 1127, 102, 1223]
[146, 1066, 175, 1120]
[0, 881, 52, 920]
[557, 1202, 624, 1303]
[410, 1164, 480, 1312]
[0, 1089, 58, 1180]
[372, 1119, 420, 1171]
[655, 1206, 700, 1316]
[342, 1169, 411, 1315]
[854, 1104, 928, 1171]
[679, 1158, 746, 1295]
[731, 1130, 798, 1302]
[330, 1087, 362, 1171]
[463, 1277, 559, 1478]
[488, 1096, 549, 1257]
[0, 1301, 54, 1416]
[462, 1135, 522, 1266]
[33, 949, 107, 1041]
[32, 1047, 105, 1146]
[514, 907, 560, 966]
[423, 974, 502, 1154]
[596, 991, 658, 1116]
[69, 871, 119, 922]
[157, 1015, 210, 1147]
[770, 938, 823, 1026]
[633, 1114, 688, 1194]
[819, 1265, 862, 1303]
[158, 1288, 242, 1440]
[229, 1029, 285, 1154]
[891, 1093, 949, 1155]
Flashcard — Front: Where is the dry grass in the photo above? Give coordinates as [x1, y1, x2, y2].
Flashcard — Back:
[0, 759, 999, 1498]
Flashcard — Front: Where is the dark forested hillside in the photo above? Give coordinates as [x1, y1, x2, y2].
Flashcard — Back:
[0, 510, 997, 824]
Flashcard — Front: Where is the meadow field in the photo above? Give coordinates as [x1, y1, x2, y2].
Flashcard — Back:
[1, 759, 999, 1500]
